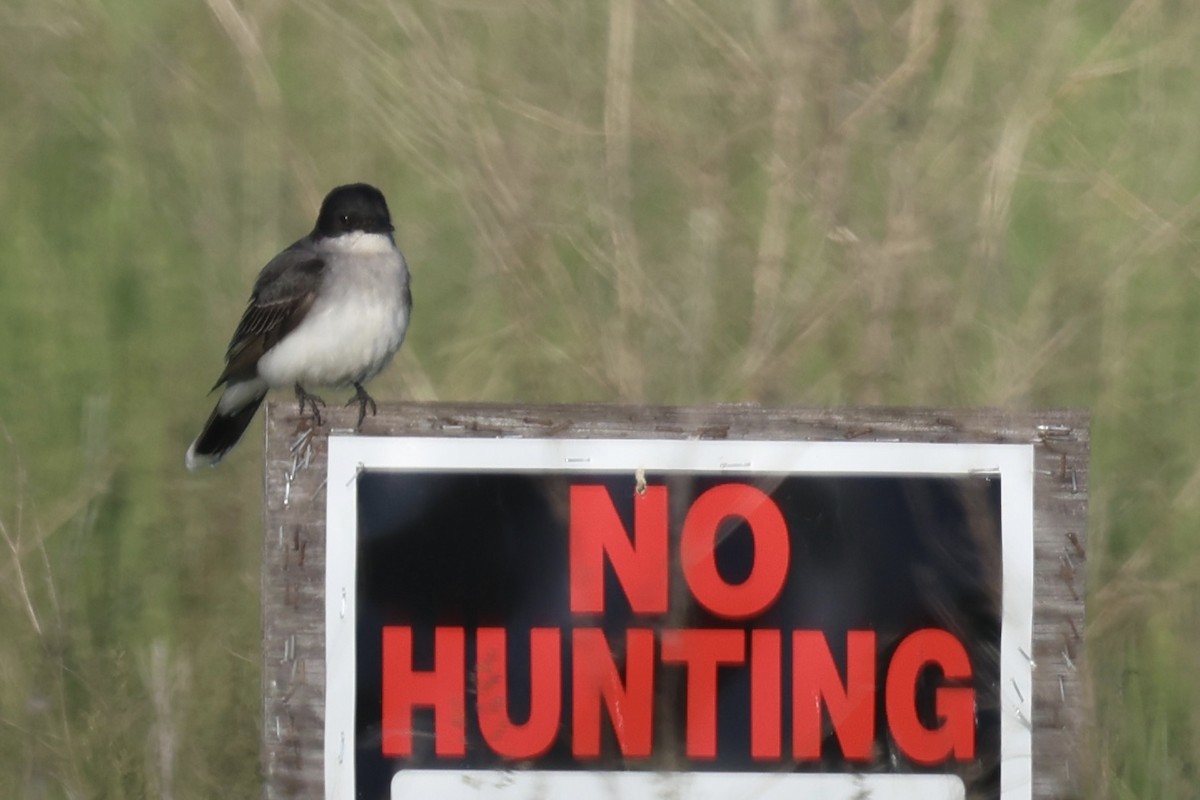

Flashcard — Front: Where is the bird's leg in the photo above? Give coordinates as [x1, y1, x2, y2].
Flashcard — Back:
[294, 383, 326, 426]
[345, 382, 377, 430]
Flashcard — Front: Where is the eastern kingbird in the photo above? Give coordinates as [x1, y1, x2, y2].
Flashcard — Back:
[186, 183, 412, 470]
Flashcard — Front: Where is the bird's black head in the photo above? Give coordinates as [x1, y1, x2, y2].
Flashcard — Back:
[314, 183, 394, 238]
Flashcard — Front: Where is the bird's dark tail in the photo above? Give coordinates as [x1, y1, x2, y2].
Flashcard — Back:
[185, 390, 266, 471]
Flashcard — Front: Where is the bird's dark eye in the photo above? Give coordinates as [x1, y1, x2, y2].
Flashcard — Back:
[339, 214, 351, 226]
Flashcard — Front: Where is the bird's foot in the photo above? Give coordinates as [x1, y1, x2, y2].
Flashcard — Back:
[345, 382, 377, 430]
[294, 383, 326, 426]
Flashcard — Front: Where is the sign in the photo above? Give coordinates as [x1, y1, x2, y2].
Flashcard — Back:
[325, 438, 1032, 799]
[260, 403, 1088, 800]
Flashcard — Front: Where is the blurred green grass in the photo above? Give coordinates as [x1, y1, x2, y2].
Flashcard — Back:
[1, 0, 1198, 796]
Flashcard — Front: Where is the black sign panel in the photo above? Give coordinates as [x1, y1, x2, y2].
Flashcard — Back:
[348, 467, 1005, 798]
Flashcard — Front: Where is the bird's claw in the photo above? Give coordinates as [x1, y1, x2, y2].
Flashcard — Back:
[294, 383, 326, 426]
[346, 383, 377, 430]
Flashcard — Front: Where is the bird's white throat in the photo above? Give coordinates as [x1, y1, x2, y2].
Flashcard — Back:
[326, 231, 396, 255]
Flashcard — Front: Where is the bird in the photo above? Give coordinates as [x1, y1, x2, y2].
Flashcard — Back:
[185, 183, 412, 470]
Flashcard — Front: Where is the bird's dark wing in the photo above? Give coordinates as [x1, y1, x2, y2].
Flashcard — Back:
[213, 242, 327, 388]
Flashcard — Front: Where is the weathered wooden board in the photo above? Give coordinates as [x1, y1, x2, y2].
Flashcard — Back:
[262, 401, 1088, 799]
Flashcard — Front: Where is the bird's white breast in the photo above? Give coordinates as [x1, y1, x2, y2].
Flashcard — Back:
[256, 237, 410, 389]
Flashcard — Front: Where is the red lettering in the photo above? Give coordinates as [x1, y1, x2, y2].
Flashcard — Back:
[680, 484, 789, 619]
[569, 485, 668, 615]
[886, 628, 976, 764]
[661, 629, 745, 759]
[571, 628, 655, 758]
[793, 630, 875, 761]
[750, 629, 782, 759]
[381, 624, 977, 766]
[476, 628, 561, 759]
[381, 626, 465, 757]
[387, 485, 983, 771]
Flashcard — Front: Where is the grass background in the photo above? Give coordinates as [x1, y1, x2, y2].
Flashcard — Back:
[1, 0, 1198, 796]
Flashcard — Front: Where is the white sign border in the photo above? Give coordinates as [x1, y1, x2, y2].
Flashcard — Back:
[325, 437, 1034, 800]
